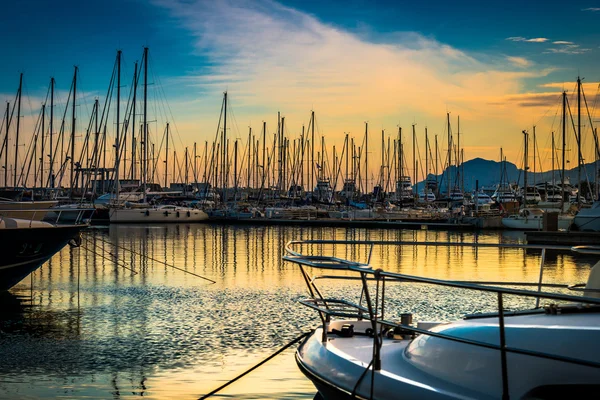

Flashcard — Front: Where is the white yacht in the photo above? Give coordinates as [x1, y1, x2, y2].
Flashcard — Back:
[492, 184, 518, 203]
[448, 187, 464, 202]
[313, 179, 334, 203]
[283, 240, 600, 400]
[395, 176, 413, 202]
[522, 186, 541, 204]
[472, 190, 493, 206]
[418, 190, 436, 202]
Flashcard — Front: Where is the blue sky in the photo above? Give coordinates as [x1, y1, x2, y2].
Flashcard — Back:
[1, 0, 599, 168]
[2, 1, 598, 92]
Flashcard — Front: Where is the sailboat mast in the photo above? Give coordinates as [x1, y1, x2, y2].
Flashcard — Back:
[533, 125, 536, 186]
[552, 131, 555, 186]
[399, 127, 403, 181]
[321, 135, 325, 181]
[131, 61, 138, 181]
[447, 112, 451, 192]
[577, 77, 582, 205]
[69, 67, 77, 193]
[223, 91, 228, 200]
[234, 139, 238, 198]
[345, 133, 349, 184]
[561, 91, 566, 210]
[4, 102, 9, 187]
[49, 77, 54, 189]
[425, 127, 428, 193]
[185, 146, 189, 194]
[281, 116, 285, 192]
[142, 47, 148, 200]
[14, 73, 23, 188]
[523, 130, 528, 204]
[457, 116, 460, 174]
[165, 123, 169, 188]
[262, 121, 266, 192]
[412, 124, 416, 194]
[300, 126, 305, 190]
[114, 51, 120, 195]
[277, 111, 281, 191]
[364, 122, 368, 195]
[381, 129, 384, 187]
[435, 134, 439, 194]
[247, 127, 252, 189]
[40, 103, 45, 188]
[396, 127, 401, 180]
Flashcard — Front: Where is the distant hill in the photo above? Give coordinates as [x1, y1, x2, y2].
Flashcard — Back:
[415, 157, 600, 192]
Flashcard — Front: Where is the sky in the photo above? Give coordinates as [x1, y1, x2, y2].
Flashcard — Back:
[1, 0, 599, 183]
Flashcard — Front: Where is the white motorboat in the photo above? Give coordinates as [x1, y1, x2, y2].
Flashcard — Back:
[472, 191, 494, 206]
[283, 240, 600, 400]
[573, 201, 600, 232]
[418, 190, 436, 202]
[109, 204, 208, 223]
[492, 184, 518, 203]
[448, 187, 464, 202]
[395, 176, 413, 202]
[521, 186, 541, 204]
[501, 208, 573, 230]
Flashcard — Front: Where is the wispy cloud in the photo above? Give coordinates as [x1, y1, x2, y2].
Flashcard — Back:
[553, 40, 574, 45]
[506, 37, 549, 43]
[506, 56, 532, 68]
[582, 7, 600, 11]
[545, 44, 591, 54]
[538, 81, 599, 91]
[150, 0, 558, 161]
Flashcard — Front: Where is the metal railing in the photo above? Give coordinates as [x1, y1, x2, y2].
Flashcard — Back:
[283, 240, 600, 400]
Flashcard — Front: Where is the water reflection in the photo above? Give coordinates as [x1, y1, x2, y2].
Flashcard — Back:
[0, 225, 595, 399]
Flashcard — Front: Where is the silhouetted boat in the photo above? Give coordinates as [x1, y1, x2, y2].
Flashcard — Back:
[0, 208, 93, 291]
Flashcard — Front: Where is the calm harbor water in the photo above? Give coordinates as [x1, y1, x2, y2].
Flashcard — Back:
[0, 225, 595, 399]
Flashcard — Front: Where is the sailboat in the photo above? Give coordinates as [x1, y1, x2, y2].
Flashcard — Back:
[107, 48, 208, 224]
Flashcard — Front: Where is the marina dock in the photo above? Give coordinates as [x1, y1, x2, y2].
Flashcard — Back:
[525, 231, 600, 245]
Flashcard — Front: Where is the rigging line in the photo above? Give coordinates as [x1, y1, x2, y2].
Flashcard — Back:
[198, 331, 311, 400]
[19, 105, 44, 187]
[80, 240, 138, 275]
[74, 71, 92, 125]
[582, 85, 600, 161]
[148, 52, 184, 149]
[88, 234, 216, 284]
[533, 93, 559, 127]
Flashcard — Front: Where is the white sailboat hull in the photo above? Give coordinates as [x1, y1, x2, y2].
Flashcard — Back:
[501, 215, 573, 230]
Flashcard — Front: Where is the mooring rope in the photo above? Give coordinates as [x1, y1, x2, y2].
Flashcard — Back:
[88, 234, 216, 284]
[198, 331, 311, 400]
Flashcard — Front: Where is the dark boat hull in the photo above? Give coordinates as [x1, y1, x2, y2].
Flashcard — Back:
[0, 224, 84, 291]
